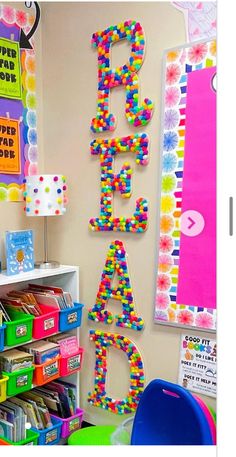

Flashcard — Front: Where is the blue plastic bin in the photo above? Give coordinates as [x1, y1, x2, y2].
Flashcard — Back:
[59, 303, 84, 332]
[0, 324, 6, 352]
[31, 415, 63, 445]
[131, 379, 214, 445]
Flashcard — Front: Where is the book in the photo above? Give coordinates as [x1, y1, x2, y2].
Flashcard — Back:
[9, 397, 40, 430]
[0, 404, 16, 440]
[0, 349, 33, 372]
[0, 417, 14, 441]
[20, 340, 60, 364]
[2, 400, 26, 442]
[27, 284, 73, 309]
[6, 291, 42, 317]
[5, 230, 34, 276]
[0, 300, 11, 322]
[48, 332, 79, 357]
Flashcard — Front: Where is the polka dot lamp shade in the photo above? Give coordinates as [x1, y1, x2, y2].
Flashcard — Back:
[24, 175, 68, 216]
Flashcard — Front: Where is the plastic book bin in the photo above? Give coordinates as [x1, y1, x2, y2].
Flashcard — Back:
[0, 438, 10, 445]
[0, 374, 9, 402]
[59, 303, 84, 332]
[2, 366, 34, 396]
[60, 348, 84, 377]
[1, 429, 39, 445]
[31, 415, 63, 445]
[130, 379, 214, 445]
[0, 324, 6, 351]
[4, 310, 34, 346]
[33, 355, 61, 386]
[32, 304, 59, 339]
[68, 425, 116, 446]
[51, 408, 84, 439]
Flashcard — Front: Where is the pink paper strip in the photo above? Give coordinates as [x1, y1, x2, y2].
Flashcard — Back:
[176, 66, 216, 309]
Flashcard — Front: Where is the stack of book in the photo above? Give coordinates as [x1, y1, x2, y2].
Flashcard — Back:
[0, 349, 33, 373]
[48, 333, 79, 357]
[19, 341, 60, 365]
[0, 283, 76, 323]
[29, 380, 77, 419]
[0, 400, 28, 442]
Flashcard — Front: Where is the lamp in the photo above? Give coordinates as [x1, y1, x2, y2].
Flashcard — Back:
[23, 174, 68, 269]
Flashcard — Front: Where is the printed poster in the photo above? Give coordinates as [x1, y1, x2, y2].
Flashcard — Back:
[0, 116, 21, 174]
[178, 333, 217, 398]
[172, 2, 217, 42]
[0, 4, 39, 201]
[0, 37, 22, 99]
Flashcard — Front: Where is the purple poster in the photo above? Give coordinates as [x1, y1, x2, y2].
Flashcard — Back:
[0, 5, 38, 201]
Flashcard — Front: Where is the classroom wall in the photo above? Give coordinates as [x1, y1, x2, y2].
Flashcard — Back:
[0, 2, 44, 266]
[1, 1, 216, 426]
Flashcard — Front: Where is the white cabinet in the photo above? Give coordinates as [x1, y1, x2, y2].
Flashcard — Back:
[0, 264, 82, 409]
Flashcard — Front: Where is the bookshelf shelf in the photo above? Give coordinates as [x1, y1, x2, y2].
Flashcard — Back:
[0, 265, 79, 286]
[1, 330, 63, 352]
[0, 265, 82, 444]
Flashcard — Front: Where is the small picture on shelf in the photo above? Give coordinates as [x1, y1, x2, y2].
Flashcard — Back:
[5, 230, 34, 276]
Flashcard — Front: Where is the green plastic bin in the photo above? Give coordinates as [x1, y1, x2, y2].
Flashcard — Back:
[68, 425, 116, 445]
[4, 310, 34, 347]
[2, 366, 34, 396]
[1, 428, 39, 445]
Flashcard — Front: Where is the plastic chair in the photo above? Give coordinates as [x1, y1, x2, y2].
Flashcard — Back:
[131, 379, 214, 445]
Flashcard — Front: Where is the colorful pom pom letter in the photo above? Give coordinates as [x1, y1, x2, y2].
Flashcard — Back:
[91, 20, 154, 132]
[88, 240, 144, 330]
[88, 330, 145, 414]
[89, 134, 149, 232]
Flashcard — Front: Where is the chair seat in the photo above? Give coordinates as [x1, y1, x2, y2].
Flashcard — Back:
[68, 425, 116, 445]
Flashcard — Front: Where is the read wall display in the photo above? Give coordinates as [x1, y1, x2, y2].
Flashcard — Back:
[0, 5, 38, 201]
[155, 39, 216, 331]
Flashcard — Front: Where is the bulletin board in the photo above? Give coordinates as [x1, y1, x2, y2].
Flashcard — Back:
[155, 39, 216, 332]
[0, 4, 38, 201]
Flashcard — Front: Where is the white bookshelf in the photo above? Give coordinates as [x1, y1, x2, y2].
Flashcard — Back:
[0, 265, 82, 441]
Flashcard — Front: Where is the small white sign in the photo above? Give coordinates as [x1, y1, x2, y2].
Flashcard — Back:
[178, 334, 217, 398]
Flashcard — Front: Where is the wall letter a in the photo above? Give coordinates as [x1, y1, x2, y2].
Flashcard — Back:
[88, 240, 144, 331]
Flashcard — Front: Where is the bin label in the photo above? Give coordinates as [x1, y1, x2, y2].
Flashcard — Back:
[16, 324, 27, 337]
[44, 317, 55, 330]
[69, 417, 80, 432]
[16, 374, 28, 387]
[43, 360, 59, 379]
[45, 429, 58, 444]
[67, 312, 77, 324]
[68, 354, 81, 371]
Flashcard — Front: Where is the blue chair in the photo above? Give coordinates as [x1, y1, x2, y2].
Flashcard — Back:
[131, 379, 214, 445]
